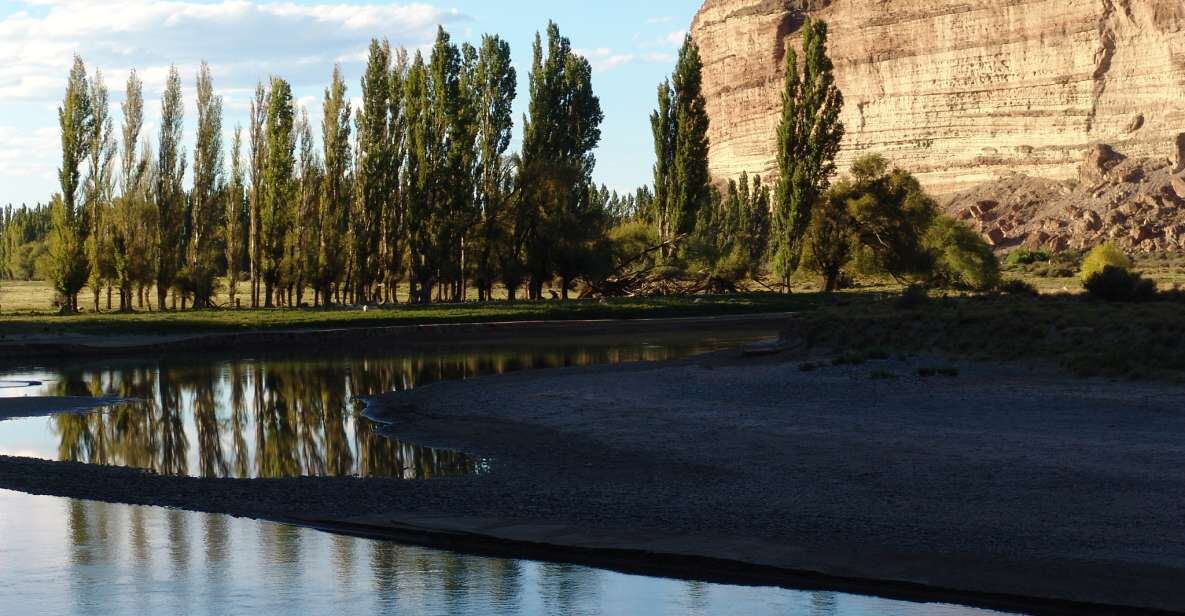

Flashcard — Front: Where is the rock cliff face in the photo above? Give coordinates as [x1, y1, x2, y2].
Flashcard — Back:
[691, 0, 1185, 196]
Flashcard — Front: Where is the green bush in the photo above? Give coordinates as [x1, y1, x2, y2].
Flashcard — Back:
[1080, 242, 1132, 281]
[923, 216, 1001, 290]
[1083, 265, 1157, 302]
[1005, 249, 1051, 267]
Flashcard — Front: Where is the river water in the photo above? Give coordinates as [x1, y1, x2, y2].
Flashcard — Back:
[0, 331, 1019, 615]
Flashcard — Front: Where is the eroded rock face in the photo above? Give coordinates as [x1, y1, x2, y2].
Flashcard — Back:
[692, 0, 1185, 196]
[945, 143, 1185, 253]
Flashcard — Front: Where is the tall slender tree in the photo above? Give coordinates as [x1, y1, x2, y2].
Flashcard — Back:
[471, 34, 516, 301]
[84, 68, 116, 311]
[402, 51, 430, 303]
[113, 70, 147, 311]
[224, 127, 245, 307]
[519, 22, 604, 299]
[260, 77, 295, 308]
[292, 107, 321, 306]
[650, 80, 674, 258]
[382, 48, 408, 303]
[355, 39, 392, 303]
[155, 65, 187, 310]
[317, 66, 352, 306]
[50, 56, 95, 313]
[247, 82, 268, 308]
[652, 36, 711, 261]
[771, 18, 845, 289]
[189, 61, 224, 308]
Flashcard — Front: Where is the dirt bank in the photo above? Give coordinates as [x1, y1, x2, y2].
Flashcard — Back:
[2, 350, 1184, 614]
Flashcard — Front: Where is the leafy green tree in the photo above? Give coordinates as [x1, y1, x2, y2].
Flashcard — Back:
[247, 82, 268, 307]
[51, 56, 95, 312]
[317, 66, 352, 305]
[805, 180, 856, 292]
[84, 69, 116, 311]
[189, 61, 223, 308]
[652, 35, 711, 262]
[113, 70, 151, 311]
[771, 18, 845, 289]
[845, 158, 938, 281]
[471, 35, 516, 301]
[355, 39, 392, 303]
[382, 49, 408, 303]
[923, 216, 1000, 291]
[520, 22, 604, 299]
[260, 77, 295, 307]
[402, 51, 429, 302]
[225, 127, 245, 307]
[154, 65, 186, 310]
[290, 108, 321, 306]
[650, 80, 674, 258]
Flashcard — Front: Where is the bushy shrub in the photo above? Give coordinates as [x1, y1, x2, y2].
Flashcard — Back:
[923, 216, 1001, 290]
[1083, 265, 1157, 302]
[1080, 242, 1132, 282]
[1005, 249, 1051, 267]
[998, 279, 1039, 296]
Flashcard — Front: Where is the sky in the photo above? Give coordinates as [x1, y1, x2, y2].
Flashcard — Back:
[0, 0, 701, 206]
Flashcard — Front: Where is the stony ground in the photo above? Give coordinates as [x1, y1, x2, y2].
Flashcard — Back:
[2, 351, 1184, 613]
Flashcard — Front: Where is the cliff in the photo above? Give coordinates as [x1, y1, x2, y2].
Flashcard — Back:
[691, 0, 1185, 197]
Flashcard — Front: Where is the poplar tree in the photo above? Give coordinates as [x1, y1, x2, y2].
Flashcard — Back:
[519, 22, 603, 299]
[317, 66, 351, 306]
[260, 77, 295, 308]
[650, 80, 674, 258]
[402, 52, 430, 303]
[113, 70, 148, 311]
[84, 69, 116, 311]
[472, 34, 516, 301]
[292, 108, 321, 306]
[155, 65, 187, 310]
[247, 82, 268, 307]
[771, 18, 845, 289]
[189, 61, 223, 308]
[50, 56, 95, 313]
[382, 49, 408, 303]
[651, 36, 711, 261]
[355, 39, 391, 303]
[225, 127, 245, 307]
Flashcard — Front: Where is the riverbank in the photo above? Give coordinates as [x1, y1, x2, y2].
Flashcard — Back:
[2, 347, 1184, 614]
[0, 308, 799, 362]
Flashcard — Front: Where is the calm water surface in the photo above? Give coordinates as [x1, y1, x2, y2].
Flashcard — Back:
[0, 490, 1014, 616]
[0, 333, 762, 478]
[0, 332, 1021, 615]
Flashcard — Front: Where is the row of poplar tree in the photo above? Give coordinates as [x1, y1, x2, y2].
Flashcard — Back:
[37, 16, 864, 312]
[45, 23, 623, 312]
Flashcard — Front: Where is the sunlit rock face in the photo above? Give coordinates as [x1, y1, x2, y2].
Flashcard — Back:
[691, 0, 1185, 196]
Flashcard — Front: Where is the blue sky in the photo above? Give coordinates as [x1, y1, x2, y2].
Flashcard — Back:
[0, 0, 701, 206]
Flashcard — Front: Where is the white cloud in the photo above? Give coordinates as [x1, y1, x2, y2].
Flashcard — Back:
[0, 0, 465, 202]
[0, 0, 465, 101]
[663, 30, 688, 47]
[575, 45, 676, 73]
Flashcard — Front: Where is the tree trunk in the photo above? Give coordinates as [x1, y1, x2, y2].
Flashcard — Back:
[264, 281, 274, 308]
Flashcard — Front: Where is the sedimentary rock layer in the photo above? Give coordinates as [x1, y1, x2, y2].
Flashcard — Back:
[691, 0, 1185, 196]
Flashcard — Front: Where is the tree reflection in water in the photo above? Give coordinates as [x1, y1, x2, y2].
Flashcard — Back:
[46, 338, 740, 480]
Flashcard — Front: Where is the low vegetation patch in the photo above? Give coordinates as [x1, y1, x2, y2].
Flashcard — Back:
[0, 293, 817, 337]
[789, 293, 1185, 379]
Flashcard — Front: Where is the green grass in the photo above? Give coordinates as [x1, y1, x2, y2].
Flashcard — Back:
[0, 292, 820, 336]
[791, 291, 1185, 379]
